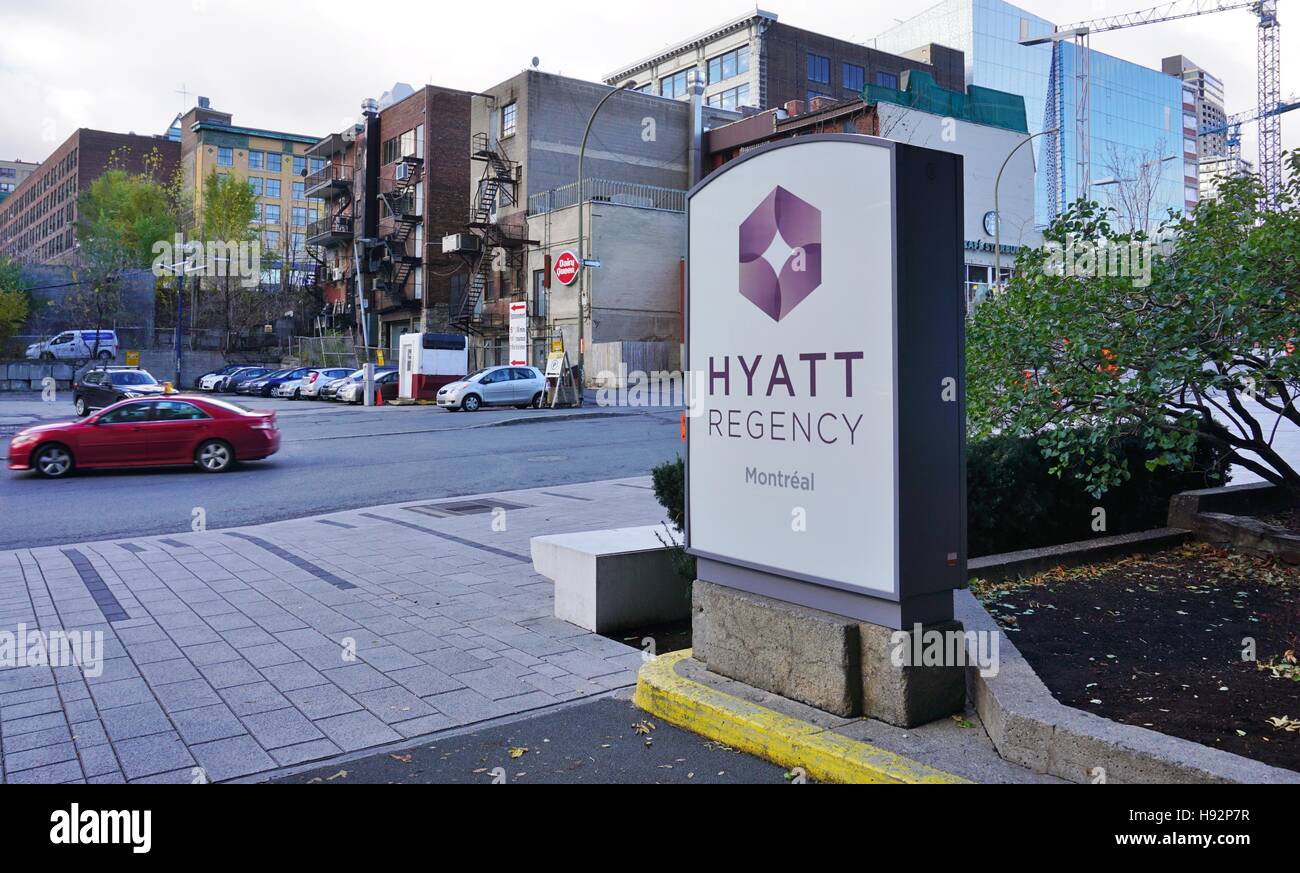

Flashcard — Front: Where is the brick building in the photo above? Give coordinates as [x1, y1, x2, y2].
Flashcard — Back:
[306, 84, 471, 352]
[444, 70, 739, 374]
[175, 98, 322, 286]
[0, 130, 179, 264]
[603, 10, 963, 112]
[0, 159, 38, 203]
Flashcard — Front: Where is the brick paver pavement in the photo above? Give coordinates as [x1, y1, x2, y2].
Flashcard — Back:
[0, 477, 666, 783]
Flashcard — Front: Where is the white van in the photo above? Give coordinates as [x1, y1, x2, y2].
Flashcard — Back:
[26, 330, 118, 362]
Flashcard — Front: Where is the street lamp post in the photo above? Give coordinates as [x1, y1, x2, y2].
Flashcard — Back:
[994, 127, 1058, 291]
[574, 78, 637, 385]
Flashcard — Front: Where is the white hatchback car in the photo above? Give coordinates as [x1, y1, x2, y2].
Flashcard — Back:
[437, 366, 545, 412]
[298, 368, 356, 399]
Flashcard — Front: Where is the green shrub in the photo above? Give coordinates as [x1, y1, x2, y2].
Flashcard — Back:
[653, 433, 1229, 561]
[968, 430, 1230, 557]
[652, 456, 685, 531]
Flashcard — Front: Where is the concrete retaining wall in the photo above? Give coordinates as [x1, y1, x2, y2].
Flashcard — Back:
[0, 361, 76, 392]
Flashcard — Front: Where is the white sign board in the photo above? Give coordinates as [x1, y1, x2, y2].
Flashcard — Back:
[509, 302, 528, 366]
[687, 136, 965, 628]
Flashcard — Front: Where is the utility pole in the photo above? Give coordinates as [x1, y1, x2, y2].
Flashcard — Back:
[575, 78, 637, 388]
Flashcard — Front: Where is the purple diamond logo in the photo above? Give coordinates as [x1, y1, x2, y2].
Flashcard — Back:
[738, 186, 822, 322]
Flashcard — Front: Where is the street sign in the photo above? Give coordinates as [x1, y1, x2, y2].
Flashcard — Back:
[686, 135, 965, 629]
[553, 250, 580, 286]
[509, 302, 528, 366]
[581, 259, 602, 269]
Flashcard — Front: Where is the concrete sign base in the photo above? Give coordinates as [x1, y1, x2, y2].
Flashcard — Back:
[692, 579, 964, 727]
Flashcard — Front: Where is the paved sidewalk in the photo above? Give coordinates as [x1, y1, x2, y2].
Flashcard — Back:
[0, 477, 667, 783]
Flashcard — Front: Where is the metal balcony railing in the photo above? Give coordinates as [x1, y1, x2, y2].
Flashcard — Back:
[304, 163, 354, 198]
[305, 214, 354, 246]
[528, 178, 686, 216]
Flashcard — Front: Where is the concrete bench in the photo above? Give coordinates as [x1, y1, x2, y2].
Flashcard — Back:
[530, 526, 692, 634]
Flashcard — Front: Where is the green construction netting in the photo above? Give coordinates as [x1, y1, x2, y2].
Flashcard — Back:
[862, 71, 1028, 134]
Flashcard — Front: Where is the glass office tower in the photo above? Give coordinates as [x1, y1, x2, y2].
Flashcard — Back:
[876, 0, 1188, 229]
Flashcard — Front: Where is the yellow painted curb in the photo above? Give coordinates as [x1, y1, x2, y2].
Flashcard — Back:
[634, 650, 969, 784]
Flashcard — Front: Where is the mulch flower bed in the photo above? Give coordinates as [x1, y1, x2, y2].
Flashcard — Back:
[971, 542, 1300, 772]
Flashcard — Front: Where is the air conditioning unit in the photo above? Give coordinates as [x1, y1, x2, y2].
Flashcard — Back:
[395, 163, 411, 182]
[442, 234, 482, 255]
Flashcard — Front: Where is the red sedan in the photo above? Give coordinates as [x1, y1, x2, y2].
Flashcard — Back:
[8, 395, 280, 478]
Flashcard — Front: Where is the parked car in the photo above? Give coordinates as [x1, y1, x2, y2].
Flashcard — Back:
[271, 367, 324, 399]
[201, 366, 250, 392]
[225, 367, 275, 394]
[193, 365, 244, 390]
[338, 370, 400, 404]
[212, 367, 269, 393]
[298, 368, 356, 400]
[320, 368, 395, 402]
[8, 395, 280, 479]
[436, 366, 545, 412]
[239, 368, 312, 398]
[26, 330, 118, 362]
[72, 367, 167, 417]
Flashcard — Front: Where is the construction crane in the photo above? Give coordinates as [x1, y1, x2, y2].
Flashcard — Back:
[1023, 0, 1284, 211]
[1202, 93, 1299, 166]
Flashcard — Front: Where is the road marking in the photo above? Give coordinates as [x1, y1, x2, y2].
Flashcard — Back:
[224, 532, 357, 590]
[358, 513, 530, 562]
[60, 548, 130, 623]
[635, 651, 969, 785]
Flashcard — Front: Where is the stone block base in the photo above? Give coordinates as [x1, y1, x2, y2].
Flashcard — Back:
[693, 580, 964, 727]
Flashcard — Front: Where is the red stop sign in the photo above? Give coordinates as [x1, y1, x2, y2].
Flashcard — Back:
[554, 251, 581, 286]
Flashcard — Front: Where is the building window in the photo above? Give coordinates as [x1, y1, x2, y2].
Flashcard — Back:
[310, 157, 325, 174]
[660, 68, 695, 99]
[292, 232, 305, 254]
[265, 178, 281, 199]
[806, 53, 830, 84]
[382, 137, 398, 165]
[249, 151, 264, 170]
[264, 204, 281, 225]
[875, 70, 899, 90]
[413, 266, 423, 300]
[502, 103, 517, 139]
[706, 84, 752, 111]
[293, 181, 305, 200]
[266, 152, 282, 173]
[253, 203, 263, 223]
[1183, 137, 1197, 154]
[217, 147, 233, 167]
[707, 45, 749, 84]
[292, 207, 307, 227]
[249, 177, 263, 196]
[291, 155, 306, 177]
[842, 63, 865, 93]
[1184, 185, 1199, 203]
[532, 269, 547, 318]
[264, 229, 280, 251]
[400, 129, 416, 158]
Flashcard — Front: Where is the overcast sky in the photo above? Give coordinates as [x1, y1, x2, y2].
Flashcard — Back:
[0, 0, 1292, 165]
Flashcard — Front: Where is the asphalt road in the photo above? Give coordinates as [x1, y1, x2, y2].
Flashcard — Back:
[274, 693, 789, 785]
[0, 393, 685, 550]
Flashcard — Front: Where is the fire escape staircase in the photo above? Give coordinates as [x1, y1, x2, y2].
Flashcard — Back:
[451, 133, 519, 334]
[378, 156, 424, 300]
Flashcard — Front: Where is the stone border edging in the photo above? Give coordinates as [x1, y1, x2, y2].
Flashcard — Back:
[969, 527, 1191, 583]
[955, 589, 1300, 784]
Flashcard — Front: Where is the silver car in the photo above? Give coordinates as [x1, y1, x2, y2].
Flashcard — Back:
[298, 368, 356, 399]
[437, 366, 545, 412]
